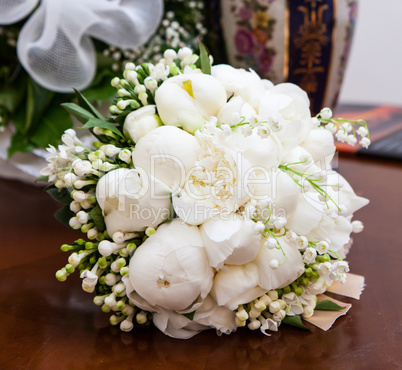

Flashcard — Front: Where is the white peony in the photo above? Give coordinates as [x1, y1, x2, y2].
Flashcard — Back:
[128, 219, 214, 312]
[220, 128, 283, 171]
[96, 168, 171, 235]
[171, 130, 253, 225]
[200, 214, 262, 269]
[132, 125, 201, 189]
[123, 105, 161, 143]
[154, 73, 227, 133]
[211, 64, 269, 108]
[257, 83, 313, 154]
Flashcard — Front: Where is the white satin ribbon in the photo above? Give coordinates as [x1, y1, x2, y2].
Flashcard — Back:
[0, 0, 163, 92]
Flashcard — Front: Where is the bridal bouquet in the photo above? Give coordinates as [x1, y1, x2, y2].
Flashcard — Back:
[41, 45, 370, 339]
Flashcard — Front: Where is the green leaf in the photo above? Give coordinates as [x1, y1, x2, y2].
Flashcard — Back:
[36, 175, 49, 182]
[183, 311, 195, 321]
[0, 74, 26, 113]
[315, 300, 345, 311]
[25, 79, 54, 134]
[199, 42, 211, 75]
[88, 204, 106, 232]
[30, 102, 73, 148]
[61, 102, 95, 124]
[54, 206, 75, 228]
[46, 187, 72, 205]
[81, 117, 124, 139]
[282, 315, 311, 331]
[74, 89, 103, 119]
[7, 132, 35, 158]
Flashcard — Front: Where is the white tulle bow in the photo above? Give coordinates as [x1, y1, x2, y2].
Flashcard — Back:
[0, 0, 163, 92]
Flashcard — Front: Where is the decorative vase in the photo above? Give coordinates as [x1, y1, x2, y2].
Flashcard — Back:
[205, 0, 358, 115]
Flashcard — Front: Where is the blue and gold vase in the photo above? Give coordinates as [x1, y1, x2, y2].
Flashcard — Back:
[206, 0, 358, 115]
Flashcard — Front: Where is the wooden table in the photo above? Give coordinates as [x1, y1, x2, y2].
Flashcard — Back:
[0, 156, 401, 369]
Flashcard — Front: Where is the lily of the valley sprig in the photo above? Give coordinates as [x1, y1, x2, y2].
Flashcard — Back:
[41, 45, 370, 339]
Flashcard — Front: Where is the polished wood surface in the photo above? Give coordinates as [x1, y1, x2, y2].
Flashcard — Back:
[0, 156, 401, 369]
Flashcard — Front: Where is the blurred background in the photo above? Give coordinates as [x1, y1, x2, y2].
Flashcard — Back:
[339, 0, 402, 106]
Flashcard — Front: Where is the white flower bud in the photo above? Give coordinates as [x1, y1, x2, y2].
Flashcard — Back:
[118, 149, 132, 163]
[360, 137, 371, 148]
[236, 309, 249, 321]
[269, 259, 279, 269]
[248, 319, 261, 330]
[120, 318, 134, 332]
[268, 291, 278, 301]
[125, 62, 135, 71]
[269, 301, 281, 314]
[357, 126, 368, 137]
[273, 309, 286, 322]
[72, 190, 89, 203]
[70, 201, 81, 213]
[249, 307, 261, 319]
[136, 311, 148, 324]
[303, 247, 317, 264]
[352, 220, 364, 233]
[320, 107, 333, 119]
[69, 217, 82, 230]
[111, 77, 121, 88]
[64, 173, 77, 187]
[235, 317, 246, 327]
[178, 47, 193, 60]
[126, 71, 139, 85]
[103, 145, 121, 157]
[118, 89, 131, 97]
[76, 210, 90, 224]
[260, 294, 272, 306]
[164, 49, 177, 63]
[105, 273, 120, 286]
[325, 122, 337, 134]
[87, 227, 98, 240]
[316, 241, 330, 254]
[73, 160, 92, 176]
[302, 305, 314, 318]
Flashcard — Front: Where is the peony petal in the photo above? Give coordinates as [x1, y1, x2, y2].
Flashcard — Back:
[255, 236, 304, 291]
[200, 215, 261, 269]
[211, 263, 267, 310]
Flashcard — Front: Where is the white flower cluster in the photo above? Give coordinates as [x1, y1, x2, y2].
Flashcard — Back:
[318, 107, 371, 148]
[46, 47, 370, 339]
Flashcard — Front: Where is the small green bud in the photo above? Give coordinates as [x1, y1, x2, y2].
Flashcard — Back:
[282, 286, 291, 294]
[317, 253, 331, 263]
[120, 267, 129, 276]
[65, 264, 75, 274]
[116, 300, 126, 311]
[102, 304, 111, 313]
[85, 242, 94, 250]
[305, 267, 313, 277]
[56, 269, 67, 282]
[98, 257, 108, 269]
[294, 287, 303, 296]
[117, 258, 126, 268]
[300, 277, 309, 286]
[60, 244, 73, 252]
